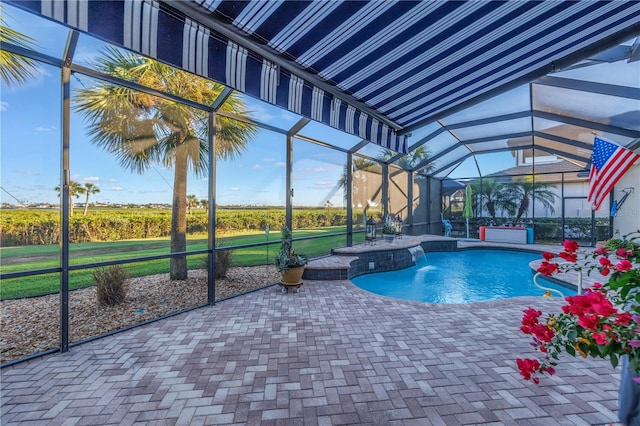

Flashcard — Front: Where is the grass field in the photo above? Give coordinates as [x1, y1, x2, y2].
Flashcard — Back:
[1, 227, 365, 300]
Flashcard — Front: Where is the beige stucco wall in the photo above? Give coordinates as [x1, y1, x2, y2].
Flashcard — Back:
[613, 163, 640, 236]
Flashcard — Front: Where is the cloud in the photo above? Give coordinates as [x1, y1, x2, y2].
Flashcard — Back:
[275, 162, 286, 168]
[108, 178, 118, 183]
[263, 157, 276, 163]
[14, 169, 39, 176]
[247, 104, 273, 122]
[230, 187, 240, 191]
[251, 164, 262, 170]
[34, 126, 55, 133]
[314, 180, 336, 189]
[82, 176, 100, 182]
[0, 101, 8, 112]
[110, 186, 123, 191]
[311, 167, 327, 173]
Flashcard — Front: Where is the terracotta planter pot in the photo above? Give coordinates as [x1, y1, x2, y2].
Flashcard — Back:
[281, 266, 305, 285]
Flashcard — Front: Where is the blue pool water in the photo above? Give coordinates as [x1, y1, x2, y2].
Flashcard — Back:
[351, 250, 576, 304]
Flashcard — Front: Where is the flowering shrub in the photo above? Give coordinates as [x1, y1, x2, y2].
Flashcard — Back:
[517, 231, 640, 384]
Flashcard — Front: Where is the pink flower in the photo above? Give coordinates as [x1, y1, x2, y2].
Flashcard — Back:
[629, 340, 640, 348]
[595, 247, 609, 256]
[616, 248, 633, 259]
[617, 259, 633, 272]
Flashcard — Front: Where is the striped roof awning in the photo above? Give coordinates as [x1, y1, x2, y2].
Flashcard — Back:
[10, 0, 640, 154]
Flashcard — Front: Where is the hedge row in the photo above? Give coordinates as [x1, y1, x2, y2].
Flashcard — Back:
[0, 208, 354, 246]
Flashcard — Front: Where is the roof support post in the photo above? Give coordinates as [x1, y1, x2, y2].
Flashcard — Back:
[346, 153, 353, 247]
[207, 109, 216, 306]
[382, 163, 389, 218]
[286, 133, 293, 230]
[60, 29, 79, 354]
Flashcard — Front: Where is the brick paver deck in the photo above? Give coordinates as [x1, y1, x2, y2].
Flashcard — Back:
[1, 242, 623, 425]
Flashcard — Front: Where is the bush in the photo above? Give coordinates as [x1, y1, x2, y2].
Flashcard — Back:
[93, 265, 127, 305]
[201, 241, 234, 278]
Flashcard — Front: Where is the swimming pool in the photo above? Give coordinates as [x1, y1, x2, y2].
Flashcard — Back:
[351, 249, 576, 304]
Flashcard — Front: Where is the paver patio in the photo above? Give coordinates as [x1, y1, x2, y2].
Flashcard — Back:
[1, 277, 622, 425]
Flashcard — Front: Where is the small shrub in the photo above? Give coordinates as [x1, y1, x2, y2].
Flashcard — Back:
[201, 241, 233, 278]
[93, 265, 127, 306]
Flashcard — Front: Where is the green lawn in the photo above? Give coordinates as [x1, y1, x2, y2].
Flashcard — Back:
[1, 227, 364, 300]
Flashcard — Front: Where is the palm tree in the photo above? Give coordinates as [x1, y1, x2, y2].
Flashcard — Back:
[471, 177, 512, 220]
[55, 181, 85, 217]
[81, 183, 100, 216]
[505, 175, 558, 223]
[187, 194, 198, 214]
[0, 6, 39, 86]
[200, 199, 208, 214]
[74, 47, 256, 279]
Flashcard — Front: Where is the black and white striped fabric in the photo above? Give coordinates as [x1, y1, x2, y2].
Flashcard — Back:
[13, 0, 640, 154]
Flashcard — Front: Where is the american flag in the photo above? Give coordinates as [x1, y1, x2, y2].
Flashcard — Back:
[587, 137, 640, 211]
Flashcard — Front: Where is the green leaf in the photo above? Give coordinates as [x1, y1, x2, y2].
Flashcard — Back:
[566, 345, 576, 357]
[610, 353, 619, 369]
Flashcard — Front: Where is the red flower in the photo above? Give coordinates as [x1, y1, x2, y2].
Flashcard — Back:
[516, 358, 541, 381]
[578, 314, 600, 331]
[537, 261, 559, 276]
[563, 240, 579, 253]
[616, 313, 633, 326]
[599, 257, 613, 267]
[542, 252, 555, 261]
[592, 332, 608, 345]
[558, 251, 577, 263]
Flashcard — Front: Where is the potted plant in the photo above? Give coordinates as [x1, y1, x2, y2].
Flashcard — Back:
[517, 231, 640, 424]
[381, 215, 396, 242]
[274, 225, 308, 285]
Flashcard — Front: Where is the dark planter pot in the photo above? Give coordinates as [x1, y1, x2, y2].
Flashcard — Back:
[619, 356, 640, 425]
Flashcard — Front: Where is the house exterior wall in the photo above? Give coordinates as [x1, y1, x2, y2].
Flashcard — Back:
[613, 164, 640, 236]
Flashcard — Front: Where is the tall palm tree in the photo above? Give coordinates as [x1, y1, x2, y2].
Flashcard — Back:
[200, 199, 208, 214]
[505, 175, 558, 223]
[471, 177, 512, 220]
[55, 181, 85, 217]
[81, 183, 100, 216]
[74, 47, 256, 279]
[0, 6, 39, 86]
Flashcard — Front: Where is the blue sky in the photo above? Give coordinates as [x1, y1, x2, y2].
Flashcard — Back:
[2, 3, 637, 208]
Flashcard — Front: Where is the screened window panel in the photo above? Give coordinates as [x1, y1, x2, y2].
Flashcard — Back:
[3, 3, 68, 60]
[475, 151, 519, 176]
[447, 157, 480, 179]
[355, 142, 391, 160]
[533, 117, 635, 146]
[431, 146, 472, 174]
[352, 156, 382, 223]
[297, 120, 362, 152]
[434, 161, 465, 179]
[422, 131, 460, 159]
[450, 117, 531, 140]
[406, 122, 443, 145]
[439, 85, 530, 125]
[224, 92, 303, 129]
[532, 85, 640, 131]
[468, 138, 531, 154]
[389, 166, 409, 221]
[554, 53, 640, 88]
[533, 136, 592, 166]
